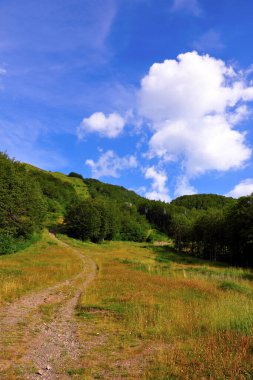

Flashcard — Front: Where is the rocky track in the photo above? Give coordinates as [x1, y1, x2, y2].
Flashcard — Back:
[0, 235, 97, 379]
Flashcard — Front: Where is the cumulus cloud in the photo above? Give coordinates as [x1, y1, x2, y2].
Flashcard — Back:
[226, 178, 253, 198]
[139, 51, 253, 193]
[78, 112, 126, 139]
[144, 166, 171, 202]
[174, 176, 197, 197]
[171, 0, 202, 16]
[85, 150, 137, 178]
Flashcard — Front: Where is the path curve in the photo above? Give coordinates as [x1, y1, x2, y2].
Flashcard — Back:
[0, 234, 97, 379]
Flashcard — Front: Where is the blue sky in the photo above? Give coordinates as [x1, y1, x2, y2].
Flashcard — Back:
[1, 0, 253, 200]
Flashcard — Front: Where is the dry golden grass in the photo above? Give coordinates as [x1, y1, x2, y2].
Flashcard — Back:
[0, 231, 82, 306]
[59, 236, 253, 379]
[2, 233, 252, 379]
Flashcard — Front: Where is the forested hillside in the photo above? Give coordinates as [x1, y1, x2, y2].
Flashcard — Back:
[171, 193, 236, 210]
[1, 152, 253, 268]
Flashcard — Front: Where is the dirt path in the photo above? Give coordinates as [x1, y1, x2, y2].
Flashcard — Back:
[0, 235, 97, 379]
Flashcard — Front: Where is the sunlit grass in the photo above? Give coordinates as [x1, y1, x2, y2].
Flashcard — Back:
[60, 236, 253, 379]
[0, 231, 82, 305]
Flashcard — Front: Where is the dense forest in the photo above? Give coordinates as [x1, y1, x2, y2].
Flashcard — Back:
[0, 152, 253, 267]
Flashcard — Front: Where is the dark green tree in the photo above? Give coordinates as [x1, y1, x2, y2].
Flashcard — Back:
[0, 153, 46, 254]
[64, 200, 101, 242]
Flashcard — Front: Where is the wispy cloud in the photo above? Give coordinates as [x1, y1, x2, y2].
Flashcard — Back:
[193, 29, 225, 52]
[0, 118, 67, 170]
[0, 0, 119, 108]
[226, 179, 253, 198]
[0, 0, 117, 55]
[85, 150, 138, 178]
[171, 0, 202, 16]
[0, 65, 6, 89]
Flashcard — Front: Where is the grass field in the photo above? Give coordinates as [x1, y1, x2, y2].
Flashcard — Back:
[0, 231, 83, 306]
[1, 233, 253, 379]
[60, 236, 253, 379]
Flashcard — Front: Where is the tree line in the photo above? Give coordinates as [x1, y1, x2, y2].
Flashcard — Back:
[138, 196, 253, 267]
[64, 199, 150, 243]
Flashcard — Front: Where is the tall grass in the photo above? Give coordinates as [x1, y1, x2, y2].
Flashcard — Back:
[0, 231, 82, 305]
[60, 237, 253, 379]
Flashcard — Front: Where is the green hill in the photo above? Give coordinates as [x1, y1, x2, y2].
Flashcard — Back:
[83, 178, 144, 205]
[50, 171, 89, 200]
[171, 193, 236, 210]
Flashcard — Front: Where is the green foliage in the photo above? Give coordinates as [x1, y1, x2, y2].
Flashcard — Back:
[120, 216, 148, 242]
[2, 150, 253, 264]
[64, 199, 150, 243]
[28, 168, 78, 215]
[172, 193, 236, 210]
[64, 200, 101, 242]
[0, 153, 46, 254]
[225, 195, 253, 266]
[50, 171, 89, 201]
[83, 178, 144, 205]
[92, 199, 120, 241]
[167, 194, 253, 267]
[219, 281, 251, 295]
[68, 171, 84, 179]
[139, 200, 173, 234]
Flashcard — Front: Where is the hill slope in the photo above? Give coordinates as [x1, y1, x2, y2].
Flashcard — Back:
[171, 193, 236, 210]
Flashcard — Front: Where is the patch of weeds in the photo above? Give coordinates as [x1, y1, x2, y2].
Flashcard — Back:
[179, 287, 210, 302]
[241, 272, 253, 281]
[118, 259, 132, 265]
[67, 367, 85, 377]
[47, 241, 57, 246]
[156, 256, 171, 264]
[83, 303, 126, 314]
[219, 281, 251, 295]
[39, 303, 60, 322]
[117, 258, 150, 273]
[0, 268, 23, 276]
[76, 310, 94, 319]
[228, 319, 253, 335]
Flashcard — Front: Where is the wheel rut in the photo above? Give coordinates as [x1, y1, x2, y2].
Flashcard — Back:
[0, 235, 97, 379]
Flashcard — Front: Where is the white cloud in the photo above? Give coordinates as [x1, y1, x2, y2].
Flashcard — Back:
[85, 150, 137, 178]
[193, 29, 224, 52]
[77, 112, 126, 139]
[144, 166, 171, 202]
[171, 0, 202, 16]
[139, 51, 253, 192]
[226, 179, 253, 198]
[174, 176, 197, 197]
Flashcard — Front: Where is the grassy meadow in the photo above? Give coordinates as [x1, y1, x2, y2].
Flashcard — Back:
[0, 231, 82, 306]
[60, 236, 253, 379]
